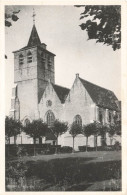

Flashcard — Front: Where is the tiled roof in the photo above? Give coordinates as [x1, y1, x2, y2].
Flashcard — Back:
[52, 84, 70, 104]
[79, 77, 119, 111]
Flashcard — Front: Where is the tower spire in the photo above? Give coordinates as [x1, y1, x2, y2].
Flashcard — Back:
[27, 9, 41, 47]
[32, 8, 36, 25]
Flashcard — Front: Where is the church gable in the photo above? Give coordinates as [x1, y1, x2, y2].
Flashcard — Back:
[64, 74, 94, 124]
[65, 74, 94, 106]
[39, 82, 64, 121]
[39, 82, 69, 105]
[39, 82, 59, 104]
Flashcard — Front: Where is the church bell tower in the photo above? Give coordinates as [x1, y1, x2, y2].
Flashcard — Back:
[10, 11, 55, 121]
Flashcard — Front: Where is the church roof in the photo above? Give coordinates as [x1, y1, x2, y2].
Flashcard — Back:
[13, 24, 41, 53]
[27, 24, 41, 47]
[52, 84, 70, 104]
[79, 77, 119, 111]
[13, 25, 55, 56]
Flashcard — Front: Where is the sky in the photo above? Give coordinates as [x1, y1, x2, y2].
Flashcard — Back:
[5, 5, 121, 115]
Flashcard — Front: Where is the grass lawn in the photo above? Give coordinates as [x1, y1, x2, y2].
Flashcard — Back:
[6, 151, 121, 191]
[9, 150, 121, 162]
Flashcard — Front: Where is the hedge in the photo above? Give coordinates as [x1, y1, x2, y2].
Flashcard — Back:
[60, 146, 73, 153]
[79, 143, 121, 152]
[5, 144, 61, 157]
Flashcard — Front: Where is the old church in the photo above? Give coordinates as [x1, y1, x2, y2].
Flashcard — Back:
[9, 23, 121, 149]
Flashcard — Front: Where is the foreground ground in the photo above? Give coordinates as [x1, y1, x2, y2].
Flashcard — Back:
[6, 151, 121, 191]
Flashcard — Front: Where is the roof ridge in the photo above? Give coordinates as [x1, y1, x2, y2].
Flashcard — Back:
[53, 83, 70, 91]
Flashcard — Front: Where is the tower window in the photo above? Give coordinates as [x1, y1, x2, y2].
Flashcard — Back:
[41, 52, 45, 60]
[41, 52, 45, 65]
[48, 56, 52, 65]
[19, 54, 24, 65]
[48, 55, 51, 61]
[74, 115, 82, 126]
[27, 51, 32, 63]
[46, 110, 55, 127]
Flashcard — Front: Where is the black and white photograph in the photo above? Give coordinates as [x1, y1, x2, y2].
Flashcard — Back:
[1, 0, 126, 192]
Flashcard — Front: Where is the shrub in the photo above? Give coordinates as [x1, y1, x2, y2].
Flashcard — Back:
[60, 146, 73, 153]
[78, 146, 95, 152]
[6, 144, 52, 157]
[48, 145, 61, 154]
[78, 144, 121, 152]
[113, 141, 121, 151]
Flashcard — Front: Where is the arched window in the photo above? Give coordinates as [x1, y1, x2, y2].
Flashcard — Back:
[98, 108, 103, 123]
[113, 111, 118, 123]
[74, 115, 82, 126]
[19, 54, 24, 65]
[27, 51, 32, 63]
[24, 118, 30, 127]
[46, 110, 55, 127]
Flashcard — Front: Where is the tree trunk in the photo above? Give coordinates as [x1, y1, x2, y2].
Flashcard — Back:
[39, 137, 42, 144]
[7, 144, 9, 157]
[101, 133, 106, 146]
[33, 138, 36, 156]
[101, 135, 103, 146]
[110, 137, 113, 146]
[94, 135, 95, 147]
[55, 136, 58, 154]
[72, 137, 75, 153]
[56, 136, 58, 145]
[86, 137, 88, 152]
[21, 135, 22, 144]
[14, 136, 17, 144]
[96, 136, 98, 151]
[9, 137, 10, 144]
[94, 135, 97, 151]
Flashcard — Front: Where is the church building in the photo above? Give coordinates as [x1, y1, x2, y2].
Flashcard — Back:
[9, 22, 121, 149]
